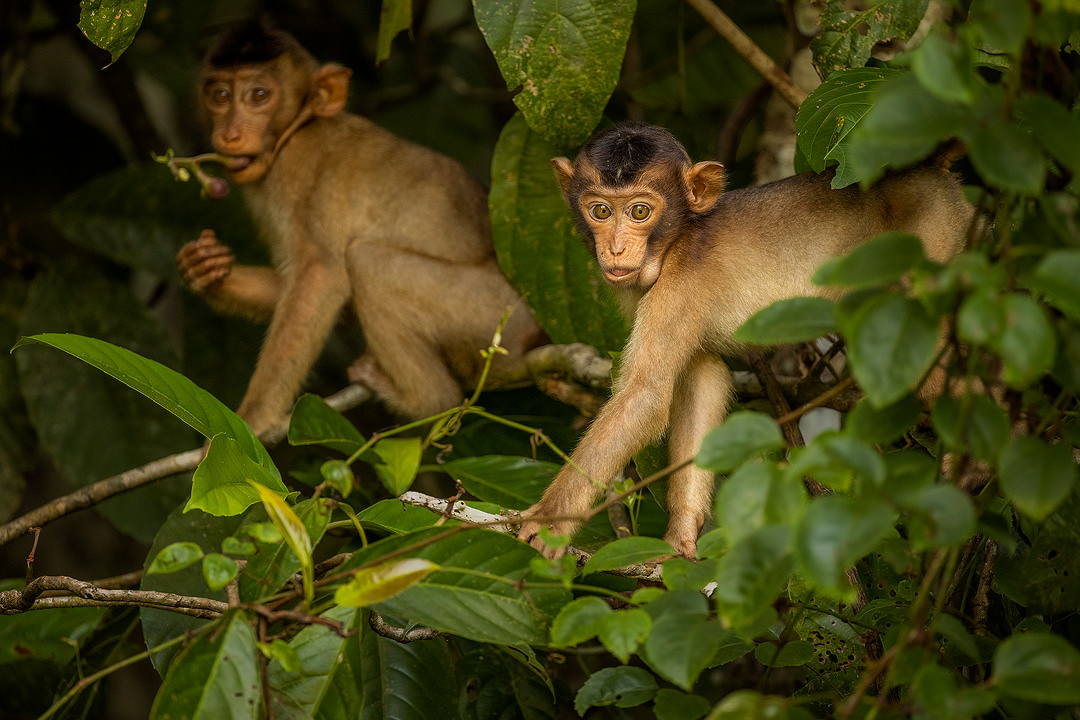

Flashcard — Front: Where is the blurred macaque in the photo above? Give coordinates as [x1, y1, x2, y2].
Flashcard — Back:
[176, 21, 544, 436]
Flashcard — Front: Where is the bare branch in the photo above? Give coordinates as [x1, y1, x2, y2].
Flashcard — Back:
[369, 610, 445, 643]
[685, 0, 808, 108]
[0, 575, 228, 617]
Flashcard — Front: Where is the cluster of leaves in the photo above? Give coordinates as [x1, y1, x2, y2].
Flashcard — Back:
[6, 0, 1080, 719]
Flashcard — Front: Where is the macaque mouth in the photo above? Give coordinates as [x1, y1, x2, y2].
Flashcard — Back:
[226, 156, 257, 172]
[604, 267, 637, 281]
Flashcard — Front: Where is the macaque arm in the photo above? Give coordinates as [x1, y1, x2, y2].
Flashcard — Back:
[235, 255, 350, 436]
[518, 280, 703, 555]
[663, 352, 733, 557]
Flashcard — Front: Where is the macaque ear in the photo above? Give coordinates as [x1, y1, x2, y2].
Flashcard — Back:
[310, 64, 353, 117]
[551, 157, 575, 200]
[686, 161, 725, 213]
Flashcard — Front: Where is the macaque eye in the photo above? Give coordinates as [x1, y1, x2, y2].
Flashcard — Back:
[248, 87, 272, 104]
[589, 204, 613, 220]
[629, 204, 651, 221]
[207, 86, 230, 105]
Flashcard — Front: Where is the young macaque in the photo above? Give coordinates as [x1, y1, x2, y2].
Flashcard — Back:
[517, 122, 973, 558]
[176, 21, 544, 437]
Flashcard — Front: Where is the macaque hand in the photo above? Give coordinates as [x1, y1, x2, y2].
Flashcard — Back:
[177, 229, 234, 293]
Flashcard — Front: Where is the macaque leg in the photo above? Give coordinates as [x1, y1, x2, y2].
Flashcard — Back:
[235, 261, 350, 436]
[663, 353, 733, 558]
[348, 325, 464, 418]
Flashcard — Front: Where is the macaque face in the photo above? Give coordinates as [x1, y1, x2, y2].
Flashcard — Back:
[202, 64, 291, 184]
[577, 186, 667, 287]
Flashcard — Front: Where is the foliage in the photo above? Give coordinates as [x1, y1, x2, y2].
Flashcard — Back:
[3, 0, 1080, 719]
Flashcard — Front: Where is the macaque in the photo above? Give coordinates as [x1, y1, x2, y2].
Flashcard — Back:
[176, 22, 544, 437]
[518, 122, 973, 558]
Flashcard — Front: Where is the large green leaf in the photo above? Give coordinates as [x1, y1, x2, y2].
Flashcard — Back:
[992, 633, 1080, 705]
[52, 163, 258, 279]
[287, 394, 367, 455]
[812, 231, 929, 288]
[696, 412, 785, 473]
[715, 462, 807, 545]
[794, 495, 895, 594]
[13, 332, 274, 474]
[733, 297, 837, 345]
[267, 606, 363, 718]
[78, 0, 147, 63]
[997, 485, 1080, 613]
[444, 455, 559, 509]
[489, 113, 627, 352]
[795, 66, 902, 185]
[341, 528, 569, 645]
[838, 292, 939, 407]
[149, 611, 261, 719]
[14, 269, 196, 540]
[474, 0, 635, 147]
[640, 590, 727, 690]
[185, 435, 289, 517]
[811, 0, 928, 78]
[359, 614, 460, 720]
[999, 436, 1078, 521]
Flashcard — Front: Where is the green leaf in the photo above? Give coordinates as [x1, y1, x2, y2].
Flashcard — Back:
[335, 558, 440, 607]
[849, 73, 969, 182]
[474, 0, 635, 147]
[811, 2, 928, 79]
[786, 433, 886, 492]
[238, 498, 332, 602]
[185, 435, 289, 517]
[813, 232, 928, 288]
[342, 528, 570, 645]
[696, 412, 785, 473]
[971, 0, 1033, 53]
[358, 615, 459, 720]
[202, 554, 238, 592]
[992, 633, 1080, 705]
[653, 688, 711, 720]
[444, 455, 559, 509]
[795, 67, 903, 184]
[755, 640, 817, 667]
[992, 293, 1056, 387]
[957, 287, 1006, 345]
[961, 89, 1046, 195]
[709, 690, 816, 720]
[52, 164, 257, 278]
[1027, 249, 1080, 321]
[910, 32, 976, 104]
[715, 462, 807, 545]
[319, 459, 355, 497]
[371, 437, 422, 496]
[996, 486, 1080, 613]
[147, 542, 204, 575]
[375, 0, 411, 64]
[149, 611, 261, 719]
[713, 526, 793, 631]
[641, 590, 727, 690]
[574, 666, 657, 716]
[905, 484, 977, 549]
[489, 113, 627, 352]
[600, 609, 652, 663]
[78, 0, 147, 64]
[930, 393, 1011, 463]
[12, 333, 274, 473]
[287, 394, 366, 455]
[354, 498, 444, 534]
[845, 394, 922, 445]
[266, 606, 363, 718]
[839, 293, 939, 407]
[999, 436, 1078, 521]
[733, 296, 837, 344]
[1020, 93, 1080, 176]
[795, 495, 895, 593]
[551, 596, 611, 646]
[582, 537, 674, 575]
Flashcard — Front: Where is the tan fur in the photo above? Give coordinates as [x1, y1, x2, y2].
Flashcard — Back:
[519, 136, 972, 559]
[177, 34, 544, 436]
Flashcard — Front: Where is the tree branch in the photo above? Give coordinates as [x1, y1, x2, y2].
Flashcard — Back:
[684, 0, 808, 109]
[0, 575, 228, 618]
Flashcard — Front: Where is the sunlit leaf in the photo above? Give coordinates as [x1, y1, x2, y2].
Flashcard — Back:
[335, 558, 440, 607]
[78, 0, 147, 64]
[185, 435, 288, 517]
[147, 542, 204, 575]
